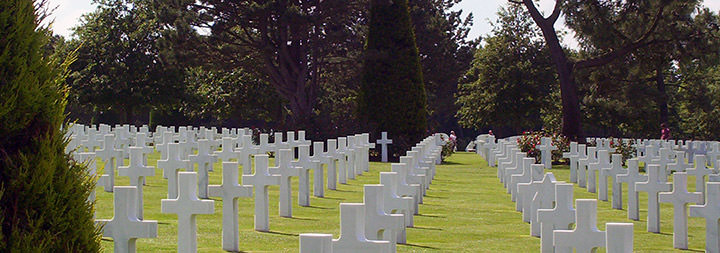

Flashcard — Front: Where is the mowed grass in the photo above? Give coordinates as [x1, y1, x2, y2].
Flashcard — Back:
[92, 151, 709, 252]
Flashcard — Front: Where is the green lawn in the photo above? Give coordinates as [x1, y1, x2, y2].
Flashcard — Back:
[93, 151, 708, 252]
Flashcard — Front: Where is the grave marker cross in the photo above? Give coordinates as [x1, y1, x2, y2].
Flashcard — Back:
[208, 162, 252, 252]
[689, 182, 720, 253]
[659, 172, 703, 249]
[377, 132, 393, 163]
[118, 147, 155, 220]
[161, 172, 214, 253]
[636, 164, 672, 233]
[95, 186, 157, 253]
[243, 155, 281, 231]
[553, 199, 606, 253]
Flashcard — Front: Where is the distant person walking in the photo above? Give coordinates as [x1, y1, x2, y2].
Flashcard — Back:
[661, 123, 671, 140]
[449, 131, 458, 151]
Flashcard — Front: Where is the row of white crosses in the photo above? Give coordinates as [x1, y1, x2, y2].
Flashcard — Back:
[481, 135, 635, 252]
[298, 134, 444, 253]
[564, 138, 720, 251]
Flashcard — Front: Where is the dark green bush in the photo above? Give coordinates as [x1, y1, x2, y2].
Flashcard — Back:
[358, 0, 428, 160]
[0, 0, 101, 251]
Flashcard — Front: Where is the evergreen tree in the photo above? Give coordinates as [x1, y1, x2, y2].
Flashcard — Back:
[0, 0, 101, 251]
[358, 0, 428, 159]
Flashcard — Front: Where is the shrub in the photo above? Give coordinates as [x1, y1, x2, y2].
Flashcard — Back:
[0, 0, 101, 251]
[588, 137, 636, 165]
[517, 130, 570, 163]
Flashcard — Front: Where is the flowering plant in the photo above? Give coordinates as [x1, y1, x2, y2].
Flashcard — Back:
[517, 130, 570, 164]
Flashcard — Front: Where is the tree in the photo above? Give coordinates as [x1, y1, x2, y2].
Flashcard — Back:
[0, 0, 101, 250]
[68, 0, 185, 125]
[156, 0, 366, 133]
[358, 0, 428, 158]
[408, 0, 477, 136]
[456, 5, 557, 137]
[509, 0, 698, 141]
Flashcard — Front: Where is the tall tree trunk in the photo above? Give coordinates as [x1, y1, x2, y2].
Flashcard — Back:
[655, 66, 668, 124]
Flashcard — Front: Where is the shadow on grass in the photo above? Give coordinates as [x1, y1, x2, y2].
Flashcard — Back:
[440, 161, 470, 165]
[402, 242, 440, 250]
[415, 213, 445, 218]
[263, 230, 299, 237]
[158, 222, 171, 225]
[286, 216, 318, 221]
[410, 226, 442, 231]
[322, 196, 345, 200]
[304, 205, 332, 210]
[331, 189, 356, 193]
[424, 195, 448, 199]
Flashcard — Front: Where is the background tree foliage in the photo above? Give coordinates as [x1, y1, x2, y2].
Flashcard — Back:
[0, 0, 101, 250]
[456, 5, 557, 138]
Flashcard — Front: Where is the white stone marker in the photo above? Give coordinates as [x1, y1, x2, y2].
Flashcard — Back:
[563, 142, 580, 183]
[324, 139, 339, 190]
[77, 152, 97, 203]
[214, 137, 238, 162]
[300, 233, 333, 253]
[390, 163, 423, 212]
[536, 137, 557, 169]
[605, 223, 634, 253]
[379, 172, 415, 227]
[97, 134, 122, 192]
[189, 139, 217, 198]
[269, 149, 301, 217]
[364, 185, 405, 244]
[529, 173, 558, 237]
[588, 150, 611, 195]
[503, 152, 525, 192]
[602, 154, 627, 209]
[156, 132, 174, 168]
[510, 158, 537, 204]
[553, 199, 606, 253]
[346, 135, 358, 178]
[157, 143, 191, 199]
[687, 155, 714, 203]
[689, 182, 720, 253]
[336, 137, 349, 184]
[311, 141, 327, 197]
[161, 172, 214, 253]
[635, 164, 672, 233]
[96, 186, 157, 253]
[537, 183, 575, 253]
[616, 158, 647, 220]
[332, 203, 393, 253]
[668, 151, 692, 174]
[377, 132, 393, 163]
[118, 147, 154, 220]
[293, 145, 319, 207]
[659, 172, 703, 249]
[517, 164, 546, 223]
[208, 162, 252, 252]
[243, 155, 281, 231]
[577, 147, 597, 188]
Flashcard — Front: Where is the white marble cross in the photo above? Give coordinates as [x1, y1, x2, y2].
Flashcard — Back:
[161, 172, 214, 253]
[133, 133, 153, 163]
[588, 149, 611, 194]
[537, 183, 575, 253]
[258, 133, 272, 154]
[208, 162, 252, 251]
[601, 154, 627, 209]
[118, 147, 155, 220]
[269, 149, 301, 218]
[605, 223, 634, 253]
[649, 147, 673, 181]
[214, 137, 238, 162]
[346, 135, 359, 178]
[668, 151, 692, 174]
[363, 185, 405, 244]
[503, 152, 525, 192]
[562, 142, 580, 183]
[156, 132, 174, 164]
[529, 173, 558, 237]
[689, 182, 720, 253]
[324, 139, 339, 190]
[510, 158, 537, 204]
[636, 164, 672, 233]
[299, 233, 333, 253]
[243, 155, 281, 231]
[553, 199, 606, 253]
[76, 152, 97, 205]
[517, 164, 546, 223]
[189, 139, 218, 198]
[335, 137, 349, 184]
[577, 147, 597, 189]
[687, 155, 714, 203]
[96, 134, 122, 192]
[236, 135, 260, 175]
[377, 132, 393, 163]
[379, 172, 415, 227]
[617, 158, 647, 220]
[292, 145, 319, 207]
[390, 163, 424, 211]
[659, 172, 703, 249]
[332, 203, 393, 253]
[311, 142, 328, 197]
[157, 143, 191, 199]
[536, 137, 557, 169]
[96, 186, 157, 253]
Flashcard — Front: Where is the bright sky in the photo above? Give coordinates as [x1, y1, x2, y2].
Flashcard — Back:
[48, 0, 720, 45]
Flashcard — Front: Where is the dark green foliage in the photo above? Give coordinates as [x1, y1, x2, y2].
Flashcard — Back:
[0, 0, 101, 251]
[358, 0, 428, 158]
[455, 5, 557, 137]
